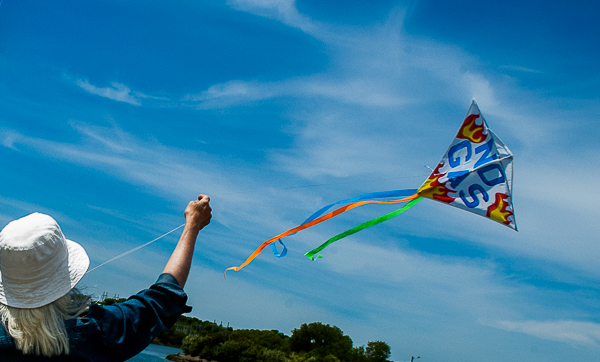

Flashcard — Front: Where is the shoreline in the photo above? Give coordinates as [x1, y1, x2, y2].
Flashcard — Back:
[166, 353, 216, 362]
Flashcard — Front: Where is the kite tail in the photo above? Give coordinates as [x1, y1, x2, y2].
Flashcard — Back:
[305, 196, 423, 260]
[224, 191, 420, 277]
[300, 189, 418, 225]
[270, 239, 288, 258]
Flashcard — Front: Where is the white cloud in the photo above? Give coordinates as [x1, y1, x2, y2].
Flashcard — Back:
[193, 81, 254, 100]
[75, 79, 168, 106]
[0, 123, 318, 245]
[2, 132, 18, 150]
[227, 0, 318, 35]
[298, 77, 406, 107]
[185, 75, 408, 110]
[70, 120, 134, 153]
[184, 80, 282, 109]
[463, 72, 497, 108]
[494, 320, 600, 346]
[76, 80, 142, 105]
[499, 65, 543, 74]
[2, 125, 215, 198]
[189, 4, 496, 111]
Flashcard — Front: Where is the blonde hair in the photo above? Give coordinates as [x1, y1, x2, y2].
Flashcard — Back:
[0, 289, 91, 357]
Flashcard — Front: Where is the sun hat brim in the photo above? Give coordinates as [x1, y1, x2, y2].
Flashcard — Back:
[0, 238, 90, 309]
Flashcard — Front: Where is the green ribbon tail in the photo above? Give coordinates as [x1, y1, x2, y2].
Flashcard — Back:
[305, 197, 424, 260]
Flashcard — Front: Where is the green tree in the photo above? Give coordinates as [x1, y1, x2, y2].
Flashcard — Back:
[289, 322, 353, 361]
[228, 329, 288, 351]
[181, 333, 227, 359]
[97, 297, 126, 306]
[259, 348, 287, 362]
[365, 341, 391, 362]
[350, 345, 368, 362]
[214, 329, 288, 362]
[156, 329, 186, 347]
[181, 335, 204, 357]
[178, 320, 391, 362]
[214, 339, 251, 362]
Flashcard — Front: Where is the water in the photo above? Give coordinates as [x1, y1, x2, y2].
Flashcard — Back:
[126, 343, 183, 361]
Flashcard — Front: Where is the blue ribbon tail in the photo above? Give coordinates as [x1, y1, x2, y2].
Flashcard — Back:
[270, 239, 288, 258]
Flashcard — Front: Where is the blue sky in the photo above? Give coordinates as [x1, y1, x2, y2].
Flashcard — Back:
[1, 1, 600, 361]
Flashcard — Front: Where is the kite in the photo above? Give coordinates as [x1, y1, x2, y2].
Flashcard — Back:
[416, 101, 516, 229]
[225, 100, 516, 276]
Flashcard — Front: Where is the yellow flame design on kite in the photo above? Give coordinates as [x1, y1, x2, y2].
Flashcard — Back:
[486, 193, 513, 225]
[417, 165, 454, 204]
[457, 114, 486, 143]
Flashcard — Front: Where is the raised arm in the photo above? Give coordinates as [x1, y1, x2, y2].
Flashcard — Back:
[163, 194, 212, 287]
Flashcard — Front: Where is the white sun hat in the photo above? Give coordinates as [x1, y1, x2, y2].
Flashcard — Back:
[0, 213, 90, 308]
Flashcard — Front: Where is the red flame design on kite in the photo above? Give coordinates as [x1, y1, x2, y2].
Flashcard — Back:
[486, 193, 513, 226]
[417, 163, 455, 204]
[456, 114, 486, 143]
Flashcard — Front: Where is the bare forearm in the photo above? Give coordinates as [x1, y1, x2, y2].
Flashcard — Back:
[163, 227, 200, 287]
[163, 195, 211, 288]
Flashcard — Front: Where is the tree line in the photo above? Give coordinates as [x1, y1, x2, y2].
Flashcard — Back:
[165, 319, 391, 362]
[97, 299, 392, 361]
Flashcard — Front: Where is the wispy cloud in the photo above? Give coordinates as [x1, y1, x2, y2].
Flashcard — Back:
[70, 120, 134, 153]
[0, 123, 310, 235]
[184, 80, 282, 109]
[184, 76, 407, 109]
[76, 80, 141, 105]
[76, 79, 168, 106]
[190, 3, 498, 112]
[2, 124, 211, 197]
[227, 0, 319, 35]
[494, 320, 600, 346]
[499, 65, 543, 74]
[1, 132, 18, 150]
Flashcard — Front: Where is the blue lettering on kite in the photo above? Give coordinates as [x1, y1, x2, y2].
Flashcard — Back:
[448, 140, 472, 168]
[448, 170, 469, 188]
[474, 139, 497, 168]
[459, 184, 489, 208]
[477, 163, 506, 186]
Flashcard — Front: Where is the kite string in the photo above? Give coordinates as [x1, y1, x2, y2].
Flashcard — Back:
[86, 224, 185, 274]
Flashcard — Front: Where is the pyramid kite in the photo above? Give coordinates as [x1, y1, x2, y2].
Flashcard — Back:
[226, 100, 516, 276]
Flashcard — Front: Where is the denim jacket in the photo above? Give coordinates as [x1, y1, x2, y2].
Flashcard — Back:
[0, 273, 191, 361]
